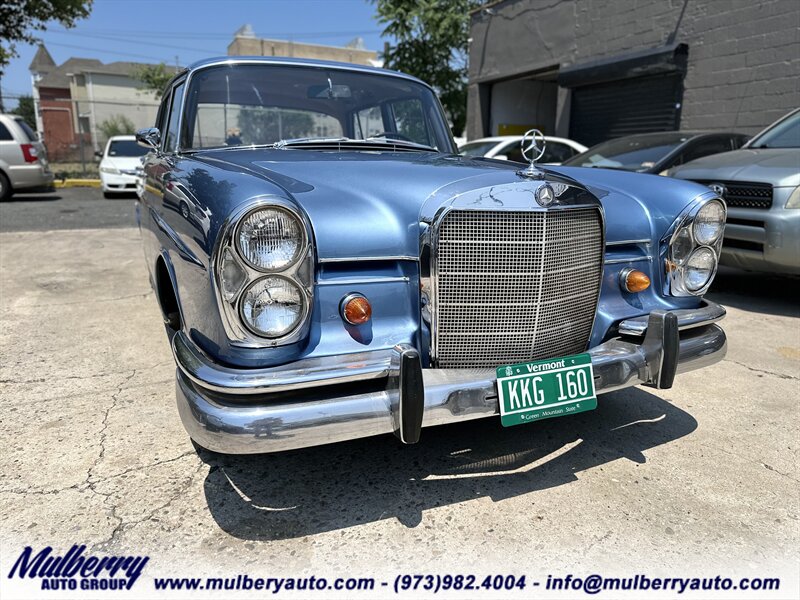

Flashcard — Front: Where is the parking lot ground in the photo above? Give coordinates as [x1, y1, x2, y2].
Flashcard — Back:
[0, 189, 798, 596]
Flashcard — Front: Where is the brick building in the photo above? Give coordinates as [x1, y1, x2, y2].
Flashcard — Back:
[466, 0, 800, 145]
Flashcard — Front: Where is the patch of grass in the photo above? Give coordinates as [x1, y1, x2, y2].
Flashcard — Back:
[50, 162, 100, 180]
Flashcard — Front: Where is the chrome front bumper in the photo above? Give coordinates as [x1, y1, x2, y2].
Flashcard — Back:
[174, 301, 727, 454]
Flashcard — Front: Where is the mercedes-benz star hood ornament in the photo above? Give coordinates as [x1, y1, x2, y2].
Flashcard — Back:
[517, 129, 547, 180]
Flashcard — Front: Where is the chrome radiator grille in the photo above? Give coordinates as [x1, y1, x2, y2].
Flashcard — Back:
[433, 208, 603, 368]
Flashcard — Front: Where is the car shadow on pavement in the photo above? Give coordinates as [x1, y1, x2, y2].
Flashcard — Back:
[2, 194, 61, 202]
[198, 387, 697, 541]
[706, 266, 799, 318]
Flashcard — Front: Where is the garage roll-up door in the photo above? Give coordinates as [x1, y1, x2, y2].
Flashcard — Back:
[569, 73, 684, 147]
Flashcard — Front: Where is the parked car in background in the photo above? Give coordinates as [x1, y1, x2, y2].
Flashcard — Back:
[563, 132, 749, 175]
[670, 108, 800, 275]
[98, 135, 149, 198]
[0, 113, 54, 201]
[137, 57, 727, 455]
[459, 135, 587, 165]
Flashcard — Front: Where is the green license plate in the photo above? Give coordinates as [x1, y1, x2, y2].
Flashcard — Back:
[496, 353, 597, 427]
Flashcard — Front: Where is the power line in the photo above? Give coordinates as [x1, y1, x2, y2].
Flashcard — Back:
[43, 41, 183, 63]
[50, 26, 381, 40]
[46, 30, 218, 56]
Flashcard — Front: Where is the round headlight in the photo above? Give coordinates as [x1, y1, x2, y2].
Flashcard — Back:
[693, 200, 726, 245]
[240, 276, 305, 338]
[685, 247, 716, 291]
[236, 206, 305, 271]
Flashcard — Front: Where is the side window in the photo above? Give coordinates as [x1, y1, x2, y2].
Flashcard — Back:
[354, 106, 383, 138]
[681, 137, 732, 164]
[390, 98, 431, 146]
[164, 82, 185, 152]
[0, 122, 12, 141]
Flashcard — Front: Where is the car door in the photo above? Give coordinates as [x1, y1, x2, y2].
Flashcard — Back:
[141, 80, 184, 270]
[143, 80, 185, 223]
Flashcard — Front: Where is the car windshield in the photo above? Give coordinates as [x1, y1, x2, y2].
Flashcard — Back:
[459, 140, 502, 156]
[108, 140, 149, 157]
[564, 133, 689, 171]
[748, 111, 800, 148]
[181, 64, 454, 152]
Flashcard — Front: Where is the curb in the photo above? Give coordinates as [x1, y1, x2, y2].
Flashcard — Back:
[54, 179, 102, 188]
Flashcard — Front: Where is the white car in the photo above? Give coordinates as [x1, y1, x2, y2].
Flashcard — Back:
[97, 135, 149, 198]
[459, 135, 587, 165]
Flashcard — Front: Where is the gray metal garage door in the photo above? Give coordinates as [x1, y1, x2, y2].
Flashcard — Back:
[569, 74, 684, 147]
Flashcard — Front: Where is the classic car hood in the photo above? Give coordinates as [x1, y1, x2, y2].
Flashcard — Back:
[670, 148, 800, 187]
[192, 150, 706, 260]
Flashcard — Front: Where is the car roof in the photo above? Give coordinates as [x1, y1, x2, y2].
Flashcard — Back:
[182, 56, 429, 88]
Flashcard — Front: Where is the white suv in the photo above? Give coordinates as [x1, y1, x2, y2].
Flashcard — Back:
[0, 114, 54, 200]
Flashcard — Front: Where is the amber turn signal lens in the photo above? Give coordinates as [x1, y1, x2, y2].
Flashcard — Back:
[341, 294, 372, 325]
[621, 269, 651, 293]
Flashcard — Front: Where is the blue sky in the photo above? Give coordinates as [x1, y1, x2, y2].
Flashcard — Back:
[1, 0, 385, 109]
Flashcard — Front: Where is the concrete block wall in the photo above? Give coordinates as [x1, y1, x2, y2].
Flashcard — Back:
[467, 0, 800, 139]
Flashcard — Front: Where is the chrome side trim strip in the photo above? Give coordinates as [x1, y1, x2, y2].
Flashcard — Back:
[318, 255, 418, 263]
[606, 239, 651, 246]
[317, 276, 410, 286]
[618, 299, 726, 336]
[604, 256, 652, 265]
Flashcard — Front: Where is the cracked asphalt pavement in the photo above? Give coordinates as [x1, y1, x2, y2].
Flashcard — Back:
[1, 188, 798, 596]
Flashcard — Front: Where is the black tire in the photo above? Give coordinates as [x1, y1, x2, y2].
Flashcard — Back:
[103, 190, 115, 199]
[179, 201, 190, 219]
[0, 171, 12, 201]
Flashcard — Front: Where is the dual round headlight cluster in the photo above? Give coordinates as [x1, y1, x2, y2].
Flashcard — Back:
[223, 206, 308, 339]
[670, 200, 725, 294]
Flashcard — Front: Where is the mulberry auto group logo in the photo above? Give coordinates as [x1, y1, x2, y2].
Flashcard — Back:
[7, 545, 149, 591]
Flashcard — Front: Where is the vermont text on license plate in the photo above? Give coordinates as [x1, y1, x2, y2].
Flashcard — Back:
[496, 353, 597, 427]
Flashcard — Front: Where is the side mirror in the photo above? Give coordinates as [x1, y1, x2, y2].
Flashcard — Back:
[136, 127, 161, 151]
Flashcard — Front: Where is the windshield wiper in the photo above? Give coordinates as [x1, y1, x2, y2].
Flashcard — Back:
[272, 136, 354, 148]
[364, 136, 437, 152]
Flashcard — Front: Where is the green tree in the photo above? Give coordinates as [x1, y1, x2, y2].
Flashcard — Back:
[373, 0, 481, 137]
[11, 95, 36, 130]
[0, 0, 93, 73]
[237, 108, 315, 144]
[131, 63, 174, 99]
[98, 114, 135, 139]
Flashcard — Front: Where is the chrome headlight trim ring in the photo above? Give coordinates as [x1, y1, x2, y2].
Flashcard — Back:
[662, 191, 726, 297]
[212, 196, 315, 348]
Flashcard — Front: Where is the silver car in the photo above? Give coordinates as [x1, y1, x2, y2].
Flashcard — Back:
[670, 108, 800, 275]
[0, 113, 54, 200]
